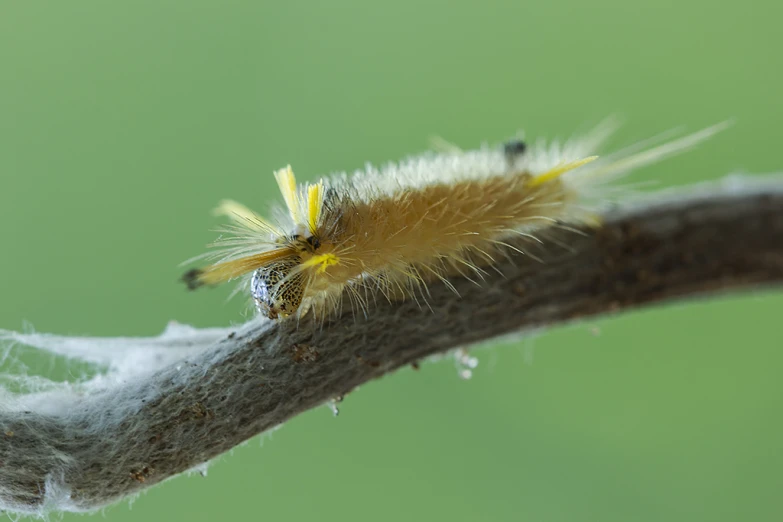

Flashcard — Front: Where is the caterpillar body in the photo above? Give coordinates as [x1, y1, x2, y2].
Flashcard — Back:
[183, 122, 728, 320]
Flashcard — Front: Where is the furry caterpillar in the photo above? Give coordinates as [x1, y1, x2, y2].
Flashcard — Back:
[183, 121, 728, 320]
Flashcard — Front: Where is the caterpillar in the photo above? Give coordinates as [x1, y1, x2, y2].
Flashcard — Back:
[182, 121, 728, 320]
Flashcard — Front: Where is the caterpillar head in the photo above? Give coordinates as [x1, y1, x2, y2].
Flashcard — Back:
[182, 165, 340, 320]
[250, 257, 306, 319]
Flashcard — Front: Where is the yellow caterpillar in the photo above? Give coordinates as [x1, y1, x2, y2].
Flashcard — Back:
[183, 121, 728, 320]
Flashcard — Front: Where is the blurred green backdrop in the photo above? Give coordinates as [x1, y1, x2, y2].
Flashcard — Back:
[1, 1, 781, 521]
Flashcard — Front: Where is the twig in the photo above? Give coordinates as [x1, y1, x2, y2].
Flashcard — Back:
[1, 176, 782, 516]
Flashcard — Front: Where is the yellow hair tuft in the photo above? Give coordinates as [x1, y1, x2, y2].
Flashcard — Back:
[274, 165, 302, 224]
[301, 253, 340, 274]
[183, 248, 294, 288]
[529, 156, 599, 187]
[213, 199, 280, 234]
[307, 182, 324, 233]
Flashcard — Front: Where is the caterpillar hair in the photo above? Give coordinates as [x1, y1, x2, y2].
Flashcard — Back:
[182, 121, 730, 320]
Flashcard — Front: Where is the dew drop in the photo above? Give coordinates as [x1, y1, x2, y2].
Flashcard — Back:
[454, 348, 479, 379]
[327, 395, 343, 417]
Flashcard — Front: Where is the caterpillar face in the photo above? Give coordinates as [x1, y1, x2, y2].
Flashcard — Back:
[250, 257, 307, 319]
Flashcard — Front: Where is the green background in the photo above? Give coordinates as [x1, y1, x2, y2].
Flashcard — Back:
[1, 1, 781, 521]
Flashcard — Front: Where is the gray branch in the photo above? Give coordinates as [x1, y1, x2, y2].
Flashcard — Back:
[2, 177, 783, 515]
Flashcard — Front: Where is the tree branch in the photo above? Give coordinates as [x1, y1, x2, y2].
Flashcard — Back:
[2, 176, 783, 516]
